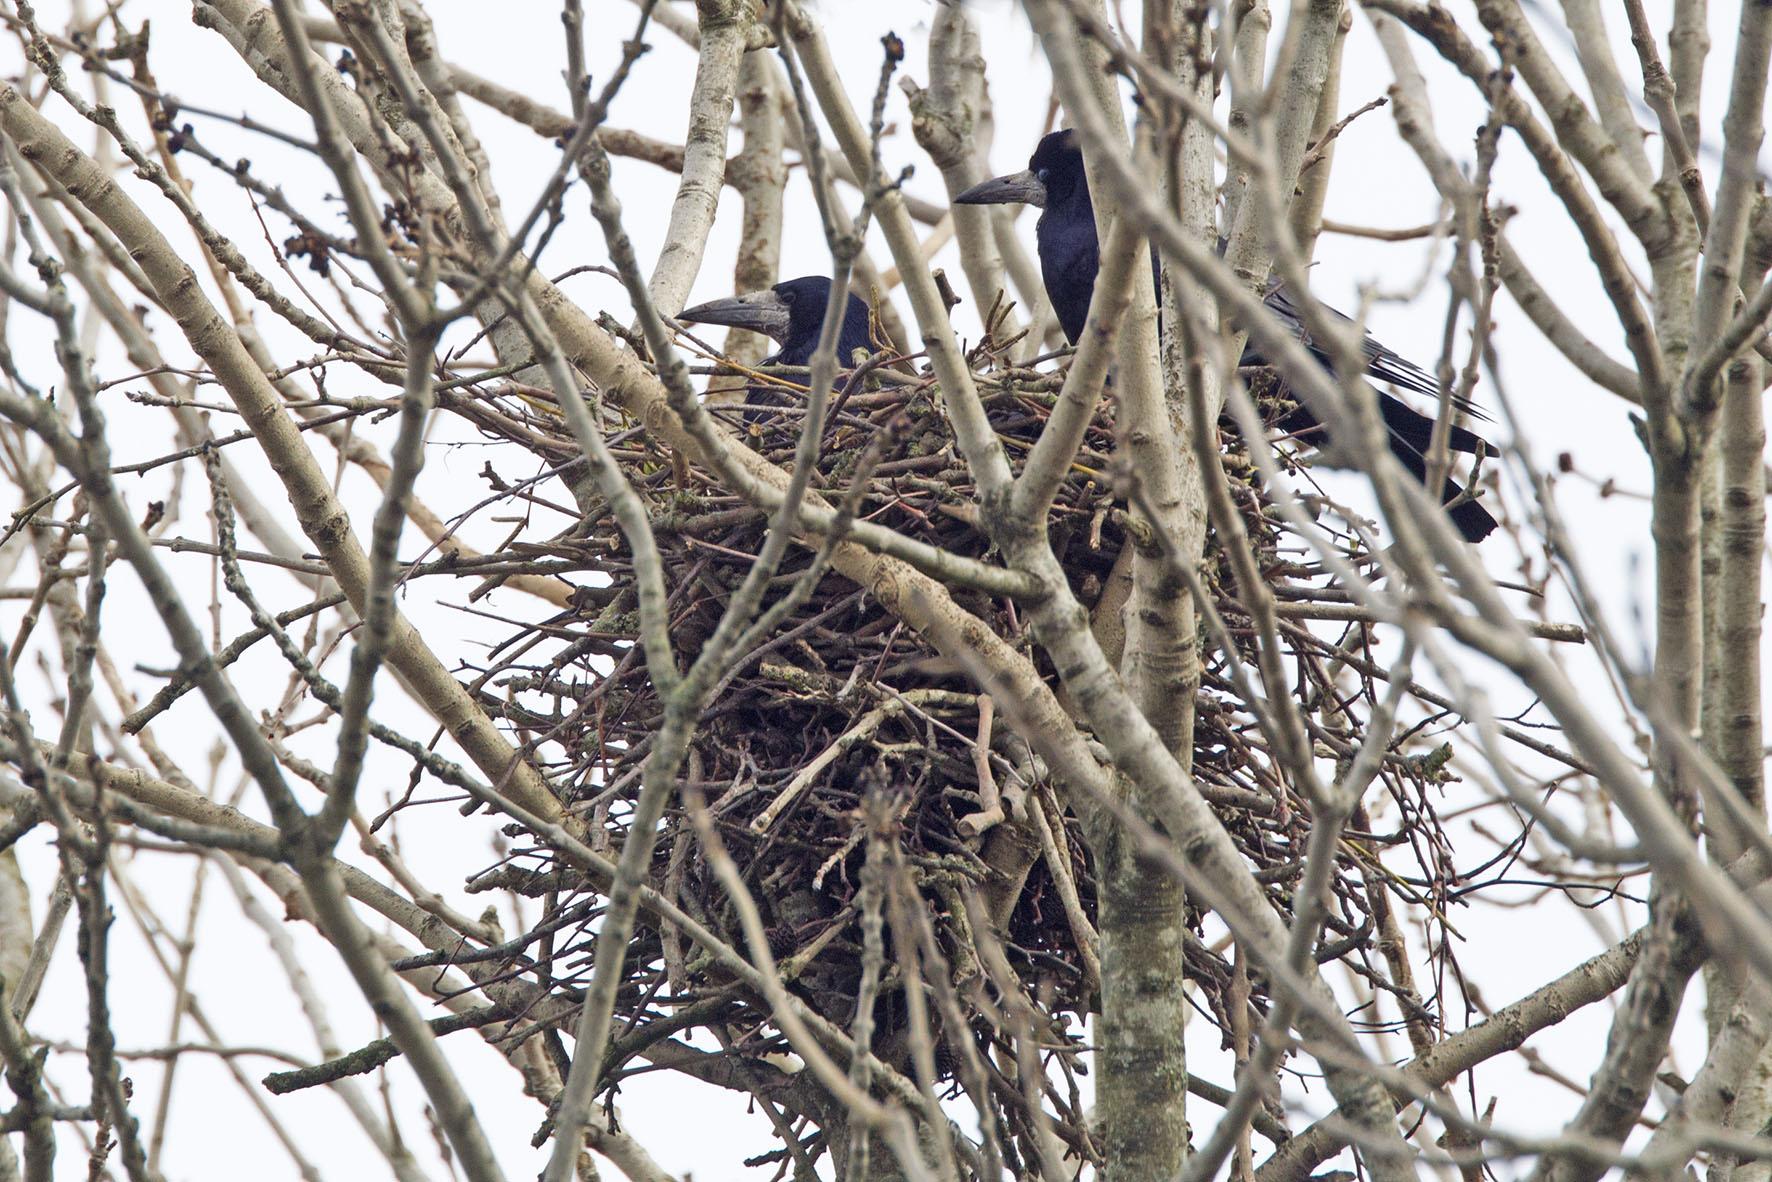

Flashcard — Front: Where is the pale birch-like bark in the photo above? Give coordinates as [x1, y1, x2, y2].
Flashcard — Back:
[2, 3, 1770, 1180]
[904, 3, 1013, 329]
[644, 0, 746, 315]
[713, 46, 784, 392]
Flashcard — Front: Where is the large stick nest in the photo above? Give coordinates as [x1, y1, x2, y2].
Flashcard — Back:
[444, 334, 1467, 1162]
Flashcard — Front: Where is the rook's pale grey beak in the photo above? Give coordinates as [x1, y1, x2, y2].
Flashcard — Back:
[954, 169, 1046, 208]
[677, 290, 792, 341]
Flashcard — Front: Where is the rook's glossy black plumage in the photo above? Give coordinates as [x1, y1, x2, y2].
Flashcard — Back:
[957, 129, 1498, 543]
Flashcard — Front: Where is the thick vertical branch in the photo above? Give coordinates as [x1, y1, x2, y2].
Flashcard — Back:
[1286, 5, 1350, 261]
[1711, 350, 1769, 1163]
[1665, 0, 1708, 152]
[1683, 1, 1772, 416]
[1218, 0, 1270, 234]
[1557, 0, 1654, 186]
[1040, 0, 1196, 759]
[1675, 1, 1770, 1106]
[1711, 350, 1767, 863]
[711, 47, 784, 398]
[1221, 0, 1344, 280]
[905, 3, 1010, 325]
[1028, 4, 1198, 1176]
[646, 0, 747, 314]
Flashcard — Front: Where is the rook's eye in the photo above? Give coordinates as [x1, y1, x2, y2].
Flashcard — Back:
[780, 289, 798, 305]
[1036, 168, 1051, 184]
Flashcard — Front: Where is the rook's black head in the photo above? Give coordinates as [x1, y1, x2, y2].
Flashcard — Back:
[679, 276, 874, 367]
[957, 129, 1099, 343]
[955, 129, 1092, 215]
[1024, 129, 1089, 212]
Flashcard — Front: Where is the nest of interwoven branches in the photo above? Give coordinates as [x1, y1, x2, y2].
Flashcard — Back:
[442, 332, 1470, 1157]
